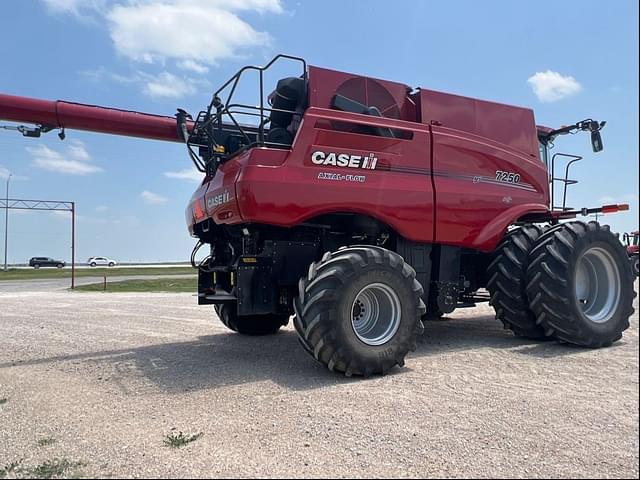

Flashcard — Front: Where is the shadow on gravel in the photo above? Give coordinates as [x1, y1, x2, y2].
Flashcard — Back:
[0, 314, 601, 392]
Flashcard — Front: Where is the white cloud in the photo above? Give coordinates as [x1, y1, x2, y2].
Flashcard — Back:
[164, 168, 203, 183]
[49, 0, 283, 98]
[82, 68, 207, 100]
[178, 59, 209, 74]
[106, 1, 277, 67]
[0, 166, 25, 181]
[42, 0, 106, 17]
[27, 141, 103, 175]
[598, 194, 639, 205]
[527, 70, 582, 102]
[140, 190, 168, 205]
[42, 0, 86, 14]
[143, 72, 198, 99]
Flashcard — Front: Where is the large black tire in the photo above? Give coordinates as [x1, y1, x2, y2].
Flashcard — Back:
[487, 225, 547, 339]
[293, 246, 426, 377]
[214, 303, 289, 336]
[632, 255, 639, 277]
[526, 221, 636, 347]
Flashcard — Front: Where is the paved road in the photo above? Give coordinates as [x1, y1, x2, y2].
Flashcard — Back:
[8, 264, 190, 270]
[0, 283, 637, 478]
[0, 274, 195, 293]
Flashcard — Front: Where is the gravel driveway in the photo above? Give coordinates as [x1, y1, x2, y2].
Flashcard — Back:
[0, 284, 637, 478]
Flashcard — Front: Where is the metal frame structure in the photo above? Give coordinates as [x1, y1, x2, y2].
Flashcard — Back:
[185, 54, 307, 172]
[0, 198, 76, 288]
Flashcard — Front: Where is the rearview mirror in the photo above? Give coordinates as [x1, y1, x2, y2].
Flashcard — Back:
[591, 129, 603, 152]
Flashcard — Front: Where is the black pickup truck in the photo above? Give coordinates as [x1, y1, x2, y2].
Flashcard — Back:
[28, 257, 65, 269]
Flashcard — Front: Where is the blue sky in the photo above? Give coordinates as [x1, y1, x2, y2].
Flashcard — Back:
[0, 0, 638, 263]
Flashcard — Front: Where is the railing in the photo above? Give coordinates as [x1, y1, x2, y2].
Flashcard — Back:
[550, 152, 583, 211]
[187, 55, 307, 172]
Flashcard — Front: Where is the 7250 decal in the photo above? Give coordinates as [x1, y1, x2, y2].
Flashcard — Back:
[495, 170, 521, 184]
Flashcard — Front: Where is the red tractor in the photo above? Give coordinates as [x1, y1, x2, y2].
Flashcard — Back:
[623, 231, 639, 276]
[1, 55, 636, 376]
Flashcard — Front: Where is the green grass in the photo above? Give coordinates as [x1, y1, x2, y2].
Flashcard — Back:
[0, 459, 84, 479]
[0, 460, 22, 479]
[163, 431, 203, 448]
[74, 277, 196, 293]
[0, 266, 194, 281]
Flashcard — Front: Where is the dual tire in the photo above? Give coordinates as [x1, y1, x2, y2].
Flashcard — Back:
[526, 221, 635, 347]
[487, 225, 547, 339]
[489, 221, 635, 347]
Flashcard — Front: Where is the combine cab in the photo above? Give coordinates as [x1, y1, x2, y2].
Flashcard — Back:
[1, 55, 636, 376]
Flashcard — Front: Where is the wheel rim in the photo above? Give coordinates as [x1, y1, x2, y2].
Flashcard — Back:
[351, 282, 401, 346]
[574, 247, 621, 323]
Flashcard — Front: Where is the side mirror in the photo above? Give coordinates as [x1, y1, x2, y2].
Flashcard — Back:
[591, 129, 603, 152]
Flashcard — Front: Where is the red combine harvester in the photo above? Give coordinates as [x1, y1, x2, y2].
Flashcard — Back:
[623, 231, 639, 276]
[1, 55, 636, 376]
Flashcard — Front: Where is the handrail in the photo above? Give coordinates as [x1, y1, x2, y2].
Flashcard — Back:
[550, 152, 582, 211]
[189, 55, 307, 173]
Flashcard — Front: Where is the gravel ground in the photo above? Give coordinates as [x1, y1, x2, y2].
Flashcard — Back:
[0, 283, 638, 478]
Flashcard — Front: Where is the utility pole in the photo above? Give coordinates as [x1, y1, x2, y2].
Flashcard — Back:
[3, 172, 11, 271]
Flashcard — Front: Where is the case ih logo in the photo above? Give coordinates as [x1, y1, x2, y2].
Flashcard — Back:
[311, 151, 378, 170]
[207, 190, 231, 209]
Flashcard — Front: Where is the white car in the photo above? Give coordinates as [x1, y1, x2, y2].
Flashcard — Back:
[87, 256, 117, 267]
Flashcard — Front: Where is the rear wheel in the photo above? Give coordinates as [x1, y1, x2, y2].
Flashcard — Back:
[214, 303, 289, 336]
[33, 264, 40, 269]
[526, 221, 635, 347]
[293, 246, 426, 376]
[90, 262, 96, 267]
[487, 225, 547, 339]
[108, 262, 115, 267]
[632, 255, 639, 276]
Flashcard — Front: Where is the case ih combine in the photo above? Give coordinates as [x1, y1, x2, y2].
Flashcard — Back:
[623, 231, 639, 276]
[1, 55, 636, 376]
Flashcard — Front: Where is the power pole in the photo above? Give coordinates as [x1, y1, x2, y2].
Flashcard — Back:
[3, 172, 11, 271]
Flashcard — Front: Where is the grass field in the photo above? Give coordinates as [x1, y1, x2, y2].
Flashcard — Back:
[74, 277, 196, 293]
[0, 266, 195, 281]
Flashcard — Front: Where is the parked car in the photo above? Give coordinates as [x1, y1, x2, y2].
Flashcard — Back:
[29, 257, 65, 269]
[87, 257, 117, 267]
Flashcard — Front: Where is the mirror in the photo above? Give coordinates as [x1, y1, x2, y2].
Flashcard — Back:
[591, 129, 603, 152]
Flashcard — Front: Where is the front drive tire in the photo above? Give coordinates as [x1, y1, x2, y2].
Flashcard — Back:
[293, 246, 426, 377]
[214, 303, 289, 336]
[526, 221, 636, 347]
